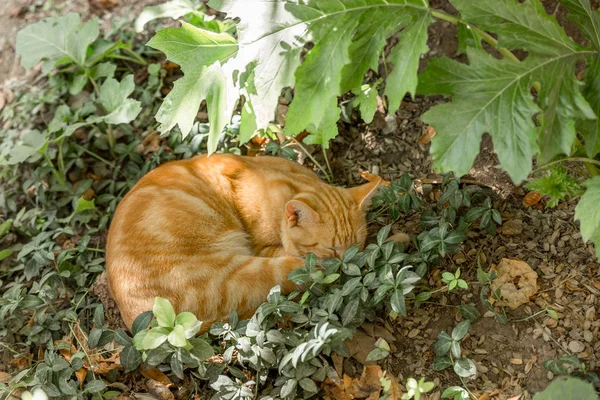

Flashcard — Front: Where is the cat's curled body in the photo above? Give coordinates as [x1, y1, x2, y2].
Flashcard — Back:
[106, 154, 380, 330]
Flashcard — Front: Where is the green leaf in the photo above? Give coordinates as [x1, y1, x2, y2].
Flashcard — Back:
[458, 304, 481, 323]
[0, 250, 14, 262]
[575, 176, 600, 259]
[284, 12, 359, 141]
[135, 0, 201, 32]
[451, 320, 471, 341]
[153, 297, 176, 327]
[431, 356, 453, 371]
[132, 311, 153, 335]
[176, 312, 202, 338]
[74, 198, 95, 214]
[419, 49, 540, 183]
[16, 13, 99, 74]
[385, 10, 432, 111]
[558, 0, 600, 51]
[537, 62, 595, 163]
[189, 338, 215, 361]
[435, 332, 453, 356]
[453, 358, 477, 378]
[366, 347, 389, 362]
[88, 76, 142, 125]
[578, 58, 600, 158]
[420, 0, 595, 184]
[299, 377, 318, 393]
[147, 22, 238, 152]
[6, 130, 47, 165]
[114, 328, 132, 346]
[451, 0, 579, 57]
[456, 22, 484, 54]
[84, 380, 106, 394]
[142, 327, 171, 350]
[322, 273, 340, 285]
[442, 386, 469, 400]
[533, 377, 597, 400]
[390, 289, 407, 316]
[168, 325, 188, 347]
[93, 304, 105, 327]
[120, 345, 142, 372]
[352, 83, 378, 123]
[0, 220, 11, 238]
[342, 297, 360, 326]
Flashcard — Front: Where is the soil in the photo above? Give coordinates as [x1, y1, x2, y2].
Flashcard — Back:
[1, 1, 599, 399]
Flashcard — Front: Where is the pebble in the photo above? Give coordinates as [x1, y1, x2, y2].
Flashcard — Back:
[568, 340, 585, 353]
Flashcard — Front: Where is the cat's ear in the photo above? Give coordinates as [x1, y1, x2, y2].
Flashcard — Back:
[347, 178, 383, 210]
[285, 200, 320, 227]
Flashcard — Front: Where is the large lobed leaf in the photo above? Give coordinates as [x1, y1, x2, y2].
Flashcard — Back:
[16, 13, 99, 74]
[420, 0, 598, 183]
[574, 176, 600, 259]
[150, 0, 434, 151]
[147, 22, 238, 153]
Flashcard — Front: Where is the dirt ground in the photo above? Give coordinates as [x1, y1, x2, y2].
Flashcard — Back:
[1, 0, 599, 399]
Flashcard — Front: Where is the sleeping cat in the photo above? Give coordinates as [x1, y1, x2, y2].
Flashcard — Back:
[106, 154, 382, 330]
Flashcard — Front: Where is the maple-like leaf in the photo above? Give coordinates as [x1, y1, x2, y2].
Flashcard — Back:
[150, 0, 434, 151]
[558, 0, 600, 52]
[578, 59, 600, 158]
[575, 176, 600, 259]
[16, 13, 99, 74]
[147, 22, 238, 153]
[420, 0, 598, 183]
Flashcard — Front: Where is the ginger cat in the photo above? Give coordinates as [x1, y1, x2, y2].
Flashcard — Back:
[106, 154, 382, 330]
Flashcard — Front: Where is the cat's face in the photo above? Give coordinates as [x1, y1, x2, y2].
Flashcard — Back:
[281, 180, 381, 260]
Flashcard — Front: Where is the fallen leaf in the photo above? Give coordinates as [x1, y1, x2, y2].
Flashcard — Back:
[135, 131, 161, 155]
[0, 372, 11, 383]
[76, 368, 87, 389]
[9, 354, 32, 369]
[88, 0, 119, 10]
[490, 259, 538, 309]
[346, 324, 395, 365]
[146, 378, 175, 400]
[332, 353, 344, 378]
[522, 190, 541, 207]
[498, 219, 523, 235]
[322, 365, 385, 400]
[418, 125, 436, 145]
[140, 365, 173, 387]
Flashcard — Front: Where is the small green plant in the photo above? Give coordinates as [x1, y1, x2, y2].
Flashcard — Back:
[544, 355, 600, 389]
[533, 377, 598, 400]
[526, 166, 582, 208]
[441, 268, 468, 292]
[433, 320, 477, 378]
[402, 377, 435, 400]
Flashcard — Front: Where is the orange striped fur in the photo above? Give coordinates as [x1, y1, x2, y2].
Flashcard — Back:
[106, 154, 381, 330]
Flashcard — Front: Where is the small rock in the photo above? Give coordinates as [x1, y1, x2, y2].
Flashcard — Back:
[499, 219, 523, 235]
[568, 340, 585, 353]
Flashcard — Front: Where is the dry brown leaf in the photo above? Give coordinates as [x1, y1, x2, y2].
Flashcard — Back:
[490, 258, 538, 309]
[0, 372, 11, 383]
[88, 0, 119, 10]
[522, 190, 541, 207]
[418, 125, 436, 145]
[498, 219, 523, 236]
[9, 354, 32, 369]
[332, 353, 344, 378]
[141, 365, 173, 387]
[76, 368, 87, 389]
[322, 365, 385, 400]
[478, 394, 490, 400]
[346, 324, 395, 365]
[146, 379, 175, 400]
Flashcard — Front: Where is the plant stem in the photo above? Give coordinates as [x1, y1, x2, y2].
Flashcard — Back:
[73, 143, 115, 168]
[43, 152, 65, 185]
[322, 147, 334, 180]
[107, 124, 116, 156]
[530, 157, 600, 174]
[430, 10, 520, 62]
[292, 139, 332, 183]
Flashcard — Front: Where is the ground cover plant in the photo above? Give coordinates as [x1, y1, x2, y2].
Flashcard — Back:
[0, 0, 599, 399]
